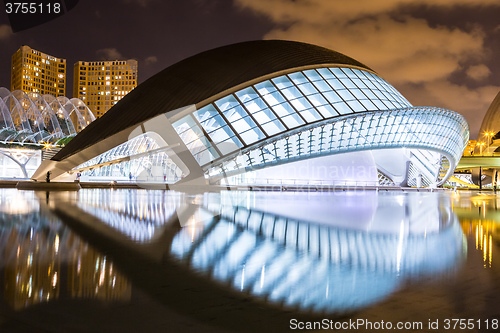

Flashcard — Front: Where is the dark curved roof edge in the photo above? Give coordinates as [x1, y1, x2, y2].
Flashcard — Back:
[478, 90, 500, 139]
[53, 40, 372, 161]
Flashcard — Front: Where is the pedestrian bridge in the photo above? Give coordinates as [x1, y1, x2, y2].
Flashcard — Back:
[449, 155, 500, 188]
[456, 155, 500, 170]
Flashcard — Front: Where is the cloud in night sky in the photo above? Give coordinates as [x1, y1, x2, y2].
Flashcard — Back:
[96, 48, 124, 60]
[144, 56, 158, 65]
[235, 0, 500, 138]
[466, 64, 491, 81]
[0, 25, 13, 41]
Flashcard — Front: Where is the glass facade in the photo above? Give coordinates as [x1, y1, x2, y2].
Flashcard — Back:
[173, 67, 413, 166]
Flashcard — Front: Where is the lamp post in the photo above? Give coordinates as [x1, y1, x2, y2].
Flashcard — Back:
[478, 142, 485, 155]
[485, 132, 494, 155]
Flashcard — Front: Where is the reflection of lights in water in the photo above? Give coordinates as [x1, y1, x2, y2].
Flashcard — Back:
[0, 189, 133, 311]
[395, 195, 405, 207]
[191, 222, 195, 242]
[488, 237, 492, 267]
[54, 234, 59, 254]
[260, 266, 265, 289]
[461, 220, 495, 268]
[476, 225, 480, 250]
[99, 270, 105, 286]
[99, 257, 107, 286]
[240, 265, 245, 291]
[0, 191, 35, 215]
[28, 276, 32, 297]
[179, 217, 205, 243]
[396, 220, 405, 273]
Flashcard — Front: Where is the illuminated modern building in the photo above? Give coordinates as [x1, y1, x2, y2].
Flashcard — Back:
[73, 60, 138, 124]
[0, 87, 95, 177]
[33, 40, 469, 187]
[11, 45, 66, 96]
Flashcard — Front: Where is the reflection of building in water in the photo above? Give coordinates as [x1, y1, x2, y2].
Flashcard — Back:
[460, 220, 498, 268]
[216, 191, 453, 234]
[67, 235, 131, 300]
[0, 192, 131, 310]
[75, 189, 184, 242]
[171, 203, 465, 313]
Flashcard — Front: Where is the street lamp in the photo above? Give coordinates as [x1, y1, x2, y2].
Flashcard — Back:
[478, 142, 485, 155]
[484, 132, 494, 155]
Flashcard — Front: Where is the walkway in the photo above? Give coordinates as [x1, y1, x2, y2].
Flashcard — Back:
[456, 155, 500, 170]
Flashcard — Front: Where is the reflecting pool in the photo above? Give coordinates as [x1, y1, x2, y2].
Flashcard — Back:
[1, 188, 500, 332]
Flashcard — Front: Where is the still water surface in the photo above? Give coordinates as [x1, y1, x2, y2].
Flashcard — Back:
[0, 188, 499, 332]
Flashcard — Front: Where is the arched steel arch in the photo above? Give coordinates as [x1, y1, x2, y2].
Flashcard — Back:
[43, 94, 77, 137]
[0, 88, 15, 131]
[3, 90, 38, 136]
[64, 97, 96, 130]
[28, 92, 64, 140]
[0, 88, 92, 145]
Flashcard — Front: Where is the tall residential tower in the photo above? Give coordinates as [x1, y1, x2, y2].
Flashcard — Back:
[11, 45, 66, 96]
[73, 60, 138, 119]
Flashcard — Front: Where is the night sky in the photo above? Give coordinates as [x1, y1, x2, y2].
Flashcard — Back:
[1, 0, 500, 139]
